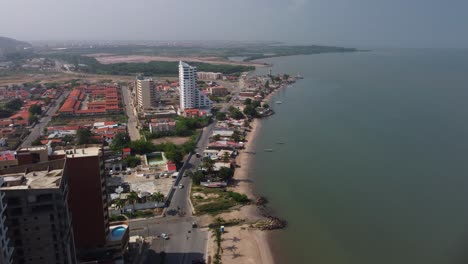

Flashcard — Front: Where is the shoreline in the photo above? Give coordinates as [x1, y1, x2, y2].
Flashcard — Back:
[220, 80, 287, 264]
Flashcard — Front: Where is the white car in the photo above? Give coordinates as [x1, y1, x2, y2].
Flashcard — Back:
[178, 184, 184, 189]
[161, 233, 169, 240]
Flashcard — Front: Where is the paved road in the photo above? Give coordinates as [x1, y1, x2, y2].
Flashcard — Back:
[18, 90, 69, 149]
[129, 122, 215, 263]
[167, 122, 215, 214]
[130, 218, 207, 264]
[121, 85, 141, 140]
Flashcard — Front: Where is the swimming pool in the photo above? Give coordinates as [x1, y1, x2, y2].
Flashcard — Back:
[111, 226, 127, 238]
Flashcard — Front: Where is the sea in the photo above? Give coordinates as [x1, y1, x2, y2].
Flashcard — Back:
[248, 49, 468, 264]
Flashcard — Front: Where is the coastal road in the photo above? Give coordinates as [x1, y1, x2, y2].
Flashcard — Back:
[166, 122, 215, 215]
[130, 122, 215, 263]
[121, 85, 141, 140]
[130, 218, 207, 264]
[18, 90, 69, 149]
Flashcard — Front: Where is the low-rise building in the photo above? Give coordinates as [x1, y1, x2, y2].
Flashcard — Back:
[149, 119, 176, 133]
[209, 86, 229, 96]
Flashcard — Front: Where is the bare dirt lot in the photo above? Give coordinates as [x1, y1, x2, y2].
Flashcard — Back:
[151, 136, 191, 145]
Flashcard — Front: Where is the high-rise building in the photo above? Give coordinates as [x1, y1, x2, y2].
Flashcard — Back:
[135, 77, 159, 110]
[0, 179, 13, 264]
[51, 146, 111, 261]
[0, 159, 77, 264]
[179, 61, 212, 111]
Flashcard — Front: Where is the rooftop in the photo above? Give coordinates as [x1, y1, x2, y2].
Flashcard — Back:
[0, 159, 66, 190]
[53, 146, 102, 158]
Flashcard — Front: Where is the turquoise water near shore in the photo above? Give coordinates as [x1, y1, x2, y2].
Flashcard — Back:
[250, 50, 468, 264]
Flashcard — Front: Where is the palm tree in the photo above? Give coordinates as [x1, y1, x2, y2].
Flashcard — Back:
[222, 152, 230, 163]
[201, 157, 215, 175]
[114, 198, 126, 214]
[150, 192, 165, 204]
[126, 191, 139, 211]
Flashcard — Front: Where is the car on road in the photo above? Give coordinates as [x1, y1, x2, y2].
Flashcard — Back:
[192, 222, 197, 228]
[195, 152, 201, 158]
[161, 233, 169, 240]
[179, 184, 184, 189]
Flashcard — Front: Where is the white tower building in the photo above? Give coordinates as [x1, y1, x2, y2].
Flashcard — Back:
[179, 61, 212, 111]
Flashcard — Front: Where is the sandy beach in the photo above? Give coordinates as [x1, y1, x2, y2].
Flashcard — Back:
[212, 83, 287, 264]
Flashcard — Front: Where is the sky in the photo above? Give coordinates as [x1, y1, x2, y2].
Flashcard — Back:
[1, 0, 468, 48]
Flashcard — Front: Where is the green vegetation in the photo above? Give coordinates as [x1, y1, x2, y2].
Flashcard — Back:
[109, 215, 128, 222]
[110, 132, 130, 151]
[128, 131, 199, 163]
[242, 98, 261, 117]
[142, 116, 209, 139]
[76, 128, 99, 144]
[125, 209, 154, 219]
[228, 106, 244, 120]
[0, 98, 24, 118]
[124, 155, 141, 168]
[191, 186, 249, 215]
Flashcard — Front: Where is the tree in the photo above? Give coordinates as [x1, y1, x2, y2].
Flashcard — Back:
[222, 152, 230, 163]
[192, 171, 205, 185]
[124, 156, 141, 168]
[243, 98, 252, 105]
[263, 103, 270, 109]
[231, 130, 243, 142]
[126, 191, 139, 211]
[150, 192, 165, 203]
[283, 74, 290, 80]
[215, 112, 227, 121]
[164, 148, 184, 163]
[114, 198, 126, 213]
[32, 137, 42, 146]
[129, 139, 155, 154]
[252, 100, 261, 108]
[201, 157, 216, 175]
[76, 128, 93, 145]
[218, 167, 234, 181]
[28, 104, 42, 116]
[265, 80, 270, 89]
[213, 134, 221, 141]
[28, 113, 38, 124]
[111, 132, 130, 151]
[229, 106, 244, 120]
[243, 105, 257, 117]
[4, 98, 23, 111]
[62, 135, 74, 144]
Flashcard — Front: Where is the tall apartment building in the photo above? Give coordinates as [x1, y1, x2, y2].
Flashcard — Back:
[0, 179, 13, 264]
[51, 146, 111, 261]
[179, 61, 212, 111]
[0, 159, 77, 264]
[135, 77, 159, 110]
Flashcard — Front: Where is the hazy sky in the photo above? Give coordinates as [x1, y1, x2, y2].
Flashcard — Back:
[1, 0, 467, 48]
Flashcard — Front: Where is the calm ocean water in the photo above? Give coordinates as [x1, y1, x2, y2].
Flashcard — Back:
[250, 50, 468, 264]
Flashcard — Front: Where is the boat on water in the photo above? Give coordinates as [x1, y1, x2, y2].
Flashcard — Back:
[275, 101, 282, 104]
[264, 149, 274, 152]
[276, 142, 285, 144]
[296, 74, 304, 79]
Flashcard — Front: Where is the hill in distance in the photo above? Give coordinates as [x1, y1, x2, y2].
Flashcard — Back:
[0, 36, 32, 60]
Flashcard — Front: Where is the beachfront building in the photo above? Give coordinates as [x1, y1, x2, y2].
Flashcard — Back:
[136, 77, 159, 110]
[179, 61, 212, 111]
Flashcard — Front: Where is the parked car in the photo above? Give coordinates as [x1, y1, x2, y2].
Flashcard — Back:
[179, 184, 184, 189]
[161, 233, 169, 240]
